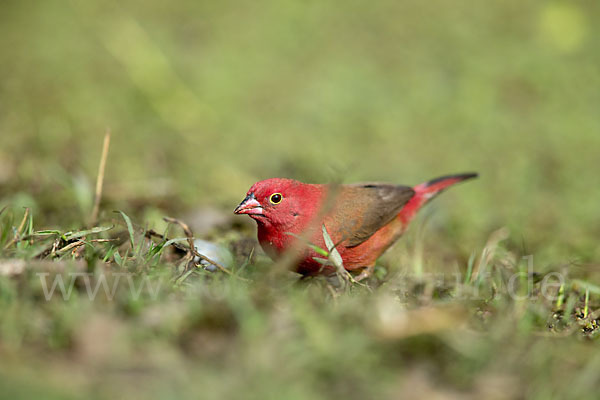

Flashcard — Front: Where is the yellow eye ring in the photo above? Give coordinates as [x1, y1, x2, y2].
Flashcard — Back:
[269, 193, 283, 204]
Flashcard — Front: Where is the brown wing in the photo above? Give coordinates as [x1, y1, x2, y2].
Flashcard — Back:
[327, 183, 415, 247]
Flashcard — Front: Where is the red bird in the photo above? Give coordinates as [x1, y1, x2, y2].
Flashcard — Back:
[234, 173, 477, 278]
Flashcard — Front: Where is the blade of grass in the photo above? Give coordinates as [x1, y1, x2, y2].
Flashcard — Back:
[63, 226, 114, 241]
[103, 245, 117, 263]
[583, 289, 590, 319]
[3, 208, 30, 250]
[322, 224, 343, 270]
[114, 250, 124, 266]
[33, 230, 62, 236]
[19, 210, 35, 249]
[464, 250, 476, 284]
[321, 224, 362, 288]
[555, 283, 565, 309]
[90, 130, 111, 226]
[0, 206, 7, 246]
[24, 210, 34, 236]
[115, 211, 136, 249]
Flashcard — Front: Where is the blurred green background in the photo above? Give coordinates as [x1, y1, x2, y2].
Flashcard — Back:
[2, 0, 599, 262]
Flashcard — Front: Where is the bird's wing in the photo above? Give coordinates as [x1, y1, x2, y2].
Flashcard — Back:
[326, 183, 415, 248]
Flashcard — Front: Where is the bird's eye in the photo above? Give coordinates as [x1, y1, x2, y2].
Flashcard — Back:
[269, 193, 283, 204]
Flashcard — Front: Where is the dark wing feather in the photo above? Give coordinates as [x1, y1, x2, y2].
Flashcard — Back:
[330, 183, 415, 247]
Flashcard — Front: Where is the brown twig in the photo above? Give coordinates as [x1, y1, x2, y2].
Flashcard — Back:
[90, 129, 111, 226]
[89, 238, 118, 243]
[55, 240, 86, 256]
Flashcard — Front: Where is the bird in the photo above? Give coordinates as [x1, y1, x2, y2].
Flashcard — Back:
[234, 173, 477, 279]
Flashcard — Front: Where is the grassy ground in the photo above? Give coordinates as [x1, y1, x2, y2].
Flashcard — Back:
[0, 208, 598, 400]
[1, 0, 600, 399]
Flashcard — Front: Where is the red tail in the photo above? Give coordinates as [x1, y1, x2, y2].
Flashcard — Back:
[399, 173, 478, 224]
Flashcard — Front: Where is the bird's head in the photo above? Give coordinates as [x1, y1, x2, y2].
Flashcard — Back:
[234, 178, 321, 229]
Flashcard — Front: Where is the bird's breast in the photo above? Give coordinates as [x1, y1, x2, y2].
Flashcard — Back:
[256, 224, 292, 258]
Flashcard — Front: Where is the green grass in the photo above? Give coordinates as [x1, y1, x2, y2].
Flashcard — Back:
[0, 207, 598, 400]
[1, 0, 600, 398]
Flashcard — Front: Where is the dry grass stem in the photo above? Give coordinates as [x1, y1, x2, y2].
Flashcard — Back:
[90, 130, 111, 226]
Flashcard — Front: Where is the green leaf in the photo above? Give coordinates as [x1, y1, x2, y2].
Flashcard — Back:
[24, 211, 34, 236]
[104, 245, 117, 263]
[34, 230, 62, 236]
[322, 224, 344, 270]
[113, 250, 123, 266]
[63, 226, 114, 241]
[161, 237, 188, 250]
[312, 257, 330, 265]
[115, 211, 136, 249]
[465, 251, 476, 284]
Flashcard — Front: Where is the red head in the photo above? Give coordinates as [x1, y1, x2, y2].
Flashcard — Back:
[234, 178, 323, 232]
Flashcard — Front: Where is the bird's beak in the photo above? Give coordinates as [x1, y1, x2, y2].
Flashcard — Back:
[234, 193, 264, 215]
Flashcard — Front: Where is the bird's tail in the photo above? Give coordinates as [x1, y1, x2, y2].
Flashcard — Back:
[399, 172, 478, 224]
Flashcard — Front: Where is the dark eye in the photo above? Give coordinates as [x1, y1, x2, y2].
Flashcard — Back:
[269, 193, 283, 204]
